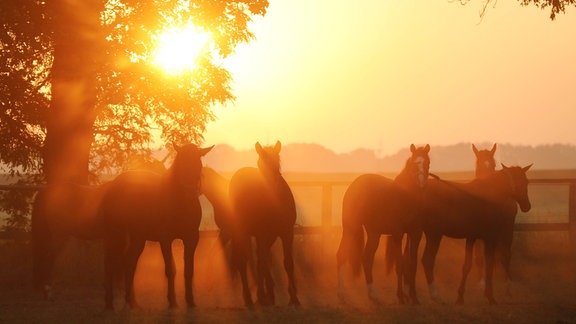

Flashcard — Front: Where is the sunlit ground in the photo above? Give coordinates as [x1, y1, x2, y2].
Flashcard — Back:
[1, 230, 576, 323]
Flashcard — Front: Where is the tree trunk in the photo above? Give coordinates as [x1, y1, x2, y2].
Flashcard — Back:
[44, 0, 104, 185]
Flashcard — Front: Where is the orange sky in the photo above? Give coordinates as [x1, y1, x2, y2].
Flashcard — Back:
[204, 0, 576, 155]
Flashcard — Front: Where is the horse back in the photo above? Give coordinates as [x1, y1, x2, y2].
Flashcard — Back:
[101, 170, 201, 240]
[343, 174, 421, 233]
[424, 178, 513, 238]
[33, 183, 108, 240]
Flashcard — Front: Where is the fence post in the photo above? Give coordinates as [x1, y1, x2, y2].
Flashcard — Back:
[321, 184, 333, 228]
[321, 184, 333, 259]
[569, 183, 576, 252]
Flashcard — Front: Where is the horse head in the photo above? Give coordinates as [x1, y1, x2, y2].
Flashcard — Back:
[472, 143, 497, 178]
[255, 141, 282, 176]
[501, 163, 532, 212]
[408, 144, 431, 189]
[171, 143, 214, 191]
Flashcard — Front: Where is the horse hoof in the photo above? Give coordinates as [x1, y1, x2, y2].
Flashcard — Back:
[431, 296, 444, 304]
[289, 298, 301, 306]
[456, 298, 464, 305]
[369, 295, 381, 305]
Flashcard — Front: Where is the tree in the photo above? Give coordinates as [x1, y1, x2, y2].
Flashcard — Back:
[0, 0, 268, 231]
[464, 0, 576, 20]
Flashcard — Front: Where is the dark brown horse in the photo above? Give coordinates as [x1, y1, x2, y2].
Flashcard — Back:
[336, 144, 430, 305]
[200, 167, 232, 244]
[473, 144, 497, 179]
[99, 143, 212, 309]
[471, 143, 497, 284]
[228, 141, 300, 307]
[422, 164, 532, 305]
[32, 182, 108, 299]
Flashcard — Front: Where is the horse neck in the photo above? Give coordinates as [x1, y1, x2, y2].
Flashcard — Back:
[259, 167, 287, 191]
[164, 166, 200, 196]
[475, 163, 494, 179]
[473, 171, 513, 199]
[394, 167, 421, 191]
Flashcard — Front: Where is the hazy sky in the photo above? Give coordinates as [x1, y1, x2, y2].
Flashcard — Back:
[204, 0, 576, 155]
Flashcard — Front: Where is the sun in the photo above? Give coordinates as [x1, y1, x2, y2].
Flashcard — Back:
[153, 23, 210, 74]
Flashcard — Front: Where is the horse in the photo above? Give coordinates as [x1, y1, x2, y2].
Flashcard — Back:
[32, 182, 108, 299]
[99, 143, 213, 309]
[200, 167, 232, 245]
[421, 164, 532, 305]
[473, 143, 497, 179]
[471, 143, 497, 283]
[227, 141, 300, 307]
[336, 144, 430, 305]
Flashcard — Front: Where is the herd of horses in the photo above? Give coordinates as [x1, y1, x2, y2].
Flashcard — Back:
[30, 141, 532, 309]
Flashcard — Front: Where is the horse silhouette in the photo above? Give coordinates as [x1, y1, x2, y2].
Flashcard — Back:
[422, 164, 532, 305]
[336, 144, 430, 305]
[228, 141, 300, 307]
[200, 167, 233, 244]
[471, 143, 497, 284]
[99, 143, 213, 309]
[32, 182, 108, 299]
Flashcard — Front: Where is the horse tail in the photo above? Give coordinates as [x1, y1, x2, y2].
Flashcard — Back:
[385, 235, 408, 276]
[337, 197, 364, 277]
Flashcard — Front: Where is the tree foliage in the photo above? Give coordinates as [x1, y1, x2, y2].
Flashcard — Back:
[0, 0, 268, 231]
[458, 0, 576, 20]
[519, 0, 576, 20]
[1, 0, 268, 177]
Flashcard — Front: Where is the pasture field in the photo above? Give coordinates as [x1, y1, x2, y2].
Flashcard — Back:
[1, 169, 576, 323]
[1, 230, 576, 323]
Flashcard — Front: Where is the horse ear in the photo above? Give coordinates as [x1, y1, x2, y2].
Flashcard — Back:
[410, 144, 416, 153]
[490, 143, 497, 154]
[199, 145, 214, 157]
[472, 144, 479, 155]
[424, 144, 430, 153]
[501, 163, 509, 169]
[255, 142, 264, 155]
[274, 140, 282, 153]
[522, 163, 533, 172]
[173, 143, 181, 153]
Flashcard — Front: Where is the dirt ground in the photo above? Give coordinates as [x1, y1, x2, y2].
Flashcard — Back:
[1, 231, 576, 323]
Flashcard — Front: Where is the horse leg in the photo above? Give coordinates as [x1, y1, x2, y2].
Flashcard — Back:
[232, 236, 253, 308]
[407, 231, 423, 305]
[104, 233, 124, 310]
[183, 232, 200, 308]
[255, 237, 275, 306]
[124, 238, 146, 309]
[281, 231, 300, 306]
[474, 240, 485, 286]
[362, 232, 381, 304]
[422, 234, 442, 303]
[500, 226, 514, 297]
[160, 240, 177, 308]
[392, 234, 406, 305]
[483, 239, 497, 305]
[456, 238, 475, 305]
[34, 231, 68, 300]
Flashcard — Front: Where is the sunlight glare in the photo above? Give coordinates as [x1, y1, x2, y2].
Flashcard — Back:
[153, 23, 210, 74]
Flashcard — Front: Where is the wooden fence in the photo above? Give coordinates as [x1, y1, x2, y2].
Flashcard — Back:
[1, 179, 576, 245]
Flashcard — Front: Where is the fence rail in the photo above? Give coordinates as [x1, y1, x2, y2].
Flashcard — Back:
[1, 179, 576, 245]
